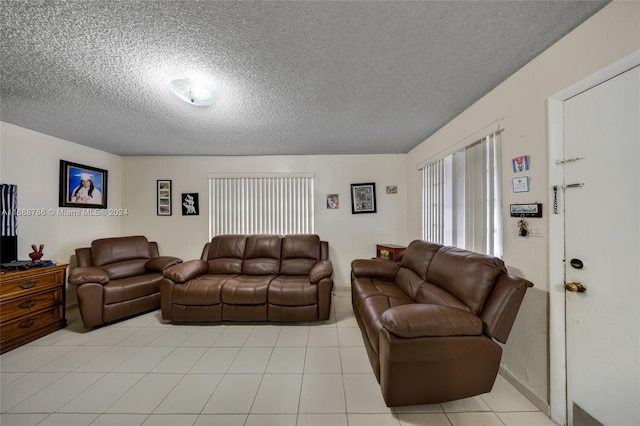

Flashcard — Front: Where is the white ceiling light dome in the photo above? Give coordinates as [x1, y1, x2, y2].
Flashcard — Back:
[170, 78, 215, 106]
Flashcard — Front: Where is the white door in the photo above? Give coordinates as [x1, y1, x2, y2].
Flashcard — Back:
[563, 65, 639, 426]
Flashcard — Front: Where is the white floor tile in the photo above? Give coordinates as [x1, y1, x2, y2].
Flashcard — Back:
[142, 414, 198, 425]
[0, 413, 49, 426]
[1, 346, 74, 372]
[37, 413, 99, 425]
[150, 347, 207, 373]
[298, 374, 346, 413]
[90, 413, 148, 425]
[118, 327, 168, 346]
[245, 413, 297, 425]
[266, 347, 306, 373]
[304, 347, 342, 373]
[343, 373, 392, 414]
[335, 313, 359, 328]
[8, 372, 103, 413]
[296, 413, 348, 426]
[112, 346, 174, 373]
[397, 413, 452, 426]
[212, 328, 252, 347]
[394, 404, 443, 414]
[201, 374, 262, 414]
[1, 372, 65, 412]
[106, 374, 182, 413]
[194, 414, 247, 425]
[447, 412, 504, 426]
[35, 346, 106, 372]
[250, 374, 302, 414]
[275, 327, 309, 347]
[189, 347, 241, 374]
[0, 372, 26, 387]
[147, 327, 198, 347]
[348, 413, 401, 425]
[245, 326, 282, 346]
[181, 327, 225, 347]
[307, 327, 339, 346]
[154, 374, 222, 414]
[496, 411, 558, 426]
[337, 327, 364, 346]
[227, 347, 273, 374]
[479, 375, 539, 412]
[441, 395, 491, 412]
[73, 345, 141, 372]
[60, 373, 143, 413]
[339, 346, 371, 373]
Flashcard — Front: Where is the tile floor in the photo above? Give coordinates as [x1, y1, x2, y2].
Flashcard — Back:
[0, 290, 556, 426]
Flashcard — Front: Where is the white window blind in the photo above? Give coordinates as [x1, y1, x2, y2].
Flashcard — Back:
[421, 131, 502, 257]
[208, 175, 314, 237]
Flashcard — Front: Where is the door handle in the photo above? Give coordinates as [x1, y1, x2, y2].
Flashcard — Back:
[564, 282, 587, 293]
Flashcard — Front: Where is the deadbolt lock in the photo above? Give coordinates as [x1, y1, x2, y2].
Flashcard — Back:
[564, 282, 587, 293]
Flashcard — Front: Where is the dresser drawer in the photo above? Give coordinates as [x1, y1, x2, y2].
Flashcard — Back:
[0, 305, 64, 344]
[0, 288, 63, 322]
[0, 270, 64, 301]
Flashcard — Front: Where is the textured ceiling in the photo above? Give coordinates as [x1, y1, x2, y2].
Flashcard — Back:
[1, 1, 608, 156]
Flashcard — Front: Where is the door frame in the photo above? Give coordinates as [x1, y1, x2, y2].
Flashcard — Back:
[547, 49, 640, 426]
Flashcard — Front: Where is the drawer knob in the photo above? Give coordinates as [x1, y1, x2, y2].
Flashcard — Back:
[18, 318, 38, 329]
[18, 299, 37, 309]
[18, 280, 37, 290]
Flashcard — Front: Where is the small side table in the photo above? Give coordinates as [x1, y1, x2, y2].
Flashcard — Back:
[376, 244, 406, 262]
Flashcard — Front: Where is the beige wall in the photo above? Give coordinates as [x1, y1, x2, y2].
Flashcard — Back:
[121, 155, 409, 287]
[0, 122, 123, 305]
[405, 0, 640, 410]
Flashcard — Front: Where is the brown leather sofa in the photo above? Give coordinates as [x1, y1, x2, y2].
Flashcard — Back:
[68, 236, 182, 328]
[160, 234, 333, 322]
[351, 240, 533, 406]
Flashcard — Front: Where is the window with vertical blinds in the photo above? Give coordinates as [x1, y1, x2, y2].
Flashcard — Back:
[208, 174, 315, 237]
[421, 131, 502, 257]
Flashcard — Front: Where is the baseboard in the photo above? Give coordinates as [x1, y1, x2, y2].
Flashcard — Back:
[499, 365, 550, 416]
[66, 302, 78, 310]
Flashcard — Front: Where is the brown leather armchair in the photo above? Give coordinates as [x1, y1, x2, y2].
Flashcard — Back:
[68, 236, 182, 328]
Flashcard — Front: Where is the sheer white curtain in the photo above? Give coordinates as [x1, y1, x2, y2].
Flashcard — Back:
[208, 174, 315, 238]
[421, 131, 502, 256]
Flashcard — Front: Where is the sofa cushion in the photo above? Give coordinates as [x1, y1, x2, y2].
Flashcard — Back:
[242, 235, 282, 275]
[172, 274, 233, 305]
[380, 304, 483, 338]
[91, 236, 152, 266]
[280, 234, 320, 275]
[269, 276, 317, 306]
[207, 235, 248, 274]
[221, 275, 273, 305]
[103, 273, 162, 304]
[426, 246, 506, 314]
[101, 259, 148, 280]
[399, 240, 442, 281]
[414, 282, 471, 312]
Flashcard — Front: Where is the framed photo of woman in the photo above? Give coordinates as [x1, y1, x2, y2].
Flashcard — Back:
[59, 160, 108, 209]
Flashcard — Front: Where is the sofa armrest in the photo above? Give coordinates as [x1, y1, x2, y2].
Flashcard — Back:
[351, 259, 398, 279]
[146, 256, 183, 272]
[380, 304, 483, 338]
[309, 259, 333, 284]
[68, 266, 110, 285]
[162, 259, 208, 283]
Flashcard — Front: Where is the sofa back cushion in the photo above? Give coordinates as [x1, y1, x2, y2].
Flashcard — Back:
[280, 234, 320, 275]
[426, 246, 506, 314]
[207, 234, 248, 274]
[394, 240, 441, 299]
[243, 235, 282, 275]
[91, 236, 152, 266]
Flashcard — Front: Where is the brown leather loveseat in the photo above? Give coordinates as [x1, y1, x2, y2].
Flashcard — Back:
[160, 234, 333, 323]
[68, 236, 182, 328]
[351, 240, 533, 406]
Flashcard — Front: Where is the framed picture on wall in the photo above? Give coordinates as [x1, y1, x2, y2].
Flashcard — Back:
[350, 182, 377, 214]
[181, 193, 199, 215]
[157, 180, 172, 216]
[59, 160, 108, 209]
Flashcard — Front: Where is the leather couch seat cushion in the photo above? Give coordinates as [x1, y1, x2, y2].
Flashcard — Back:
[222, 275, 274, 304]
[103, 273, 162, 304]
[269, 276, 317, 306]
[172, 275, 233, 305]
[380, 304, 483, 338]
[92, 236, 152, 266]
[101, 259, 149, 280]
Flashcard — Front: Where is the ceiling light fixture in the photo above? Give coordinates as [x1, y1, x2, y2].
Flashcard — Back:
[170, 78, 215, 106]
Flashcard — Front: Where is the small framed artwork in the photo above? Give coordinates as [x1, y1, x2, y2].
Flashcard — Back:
[157, 180, 172, 216]
[510, 203, 543, 218]
[386, 185, 398, 194]
[513, 176, 530, 193]
[351, 182, 377, 214]
[59, 160, 108, 209]
[326, 194, 339, 209]
[181, 193, 199, 215]
[512, 155, 530, 173]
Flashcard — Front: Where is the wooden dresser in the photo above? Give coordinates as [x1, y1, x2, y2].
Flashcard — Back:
[0, 264, 68, 354]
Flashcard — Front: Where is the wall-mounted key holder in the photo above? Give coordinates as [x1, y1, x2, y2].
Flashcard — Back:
[510, 203, 543, 218]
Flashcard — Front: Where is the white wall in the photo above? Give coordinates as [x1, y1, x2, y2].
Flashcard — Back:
[122, 155, 408, 287]
[0, 122, 123, 305]
[405, 0, 640, 410]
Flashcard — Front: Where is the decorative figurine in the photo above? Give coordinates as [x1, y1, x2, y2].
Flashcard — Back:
[29, 244, 44, 263]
